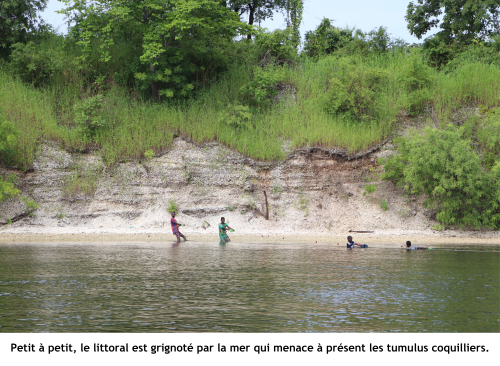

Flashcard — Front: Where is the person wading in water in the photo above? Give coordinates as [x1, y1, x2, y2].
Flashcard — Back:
[219, 217, 233, 245]
[171, 212, 186, 244]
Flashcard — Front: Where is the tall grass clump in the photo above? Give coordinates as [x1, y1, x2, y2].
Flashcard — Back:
[432, 63, 500, 125]
[0, 68, 63, 170]
[94, 88, 175, 165]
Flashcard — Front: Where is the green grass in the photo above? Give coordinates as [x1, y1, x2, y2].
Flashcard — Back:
[432, 63, 500, 125]
[363, 184, 377, 196]
[0, 70, 62, 170]
[1, 48, 499, 168]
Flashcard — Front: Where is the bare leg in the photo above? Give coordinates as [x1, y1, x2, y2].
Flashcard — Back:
[179, 232, 187, 242]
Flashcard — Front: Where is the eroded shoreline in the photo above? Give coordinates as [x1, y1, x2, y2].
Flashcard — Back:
[1, 231, 498, 246]
[1, 139, 499, 247]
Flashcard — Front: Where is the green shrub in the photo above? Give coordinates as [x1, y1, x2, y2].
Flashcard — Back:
[323, 61, 389, 122]
[167, 200, 178, 214]
[398, 52, 433, 91]
[462, 106, 500, 170]
[74, 94, 107, 138]
[397, 51, 434, 114]
[21, 196, 39, 216]
[271, 184, 283, 197]
[406, 89, 432, 116]
[432, 224, 444, 231]
[9, 37, 65, 86]
[0, 70, 62, 170]
[144, 149, 154, 160]
[342, 27, 394, 56]
[476, 108, 500, 168]
[379, 198, 388, 211]
[253, 28, 297, 64]
[220, 104, 253, 129]
[0, 116, 18, 164]
[240, 66, 285, 105]
[0, 174, 19, 202]
[303, 18, 354, 58]
[363, 184, 377, 196]
[422, 36, 454, 68]
[304, 22, 404, 58]
[444, 38, 500, 72]
[383, 127, 500, 229]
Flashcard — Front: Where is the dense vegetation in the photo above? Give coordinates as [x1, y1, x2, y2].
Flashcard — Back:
[0, 0, 499, 228]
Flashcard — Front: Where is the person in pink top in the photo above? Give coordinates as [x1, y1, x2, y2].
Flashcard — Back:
[171, 212, 186, 243]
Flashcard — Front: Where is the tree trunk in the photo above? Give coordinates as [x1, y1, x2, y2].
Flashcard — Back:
[143, 8, 160, 101]
[150, 62, 160, 101]
[247, 3, 255, 40]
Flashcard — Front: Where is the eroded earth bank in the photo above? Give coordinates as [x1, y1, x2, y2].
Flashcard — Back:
[1, 138, 498, 245]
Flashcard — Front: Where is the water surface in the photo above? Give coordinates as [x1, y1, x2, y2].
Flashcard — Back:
[0, 242, 498, 332]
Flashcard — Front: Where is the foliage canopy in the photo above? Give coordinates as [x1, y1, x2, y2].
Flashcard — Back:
[303, 18, 354, 58]
[60, 0, 251, 99]
[383, 127, 500, 229]
[0, 0, 47, 57]
[227, 0, 303, 44]
[406, 0, 500, 44]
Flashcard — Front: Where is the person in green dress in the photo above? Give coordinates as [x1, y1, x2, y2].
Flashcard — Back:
[219, 217, 233, 244]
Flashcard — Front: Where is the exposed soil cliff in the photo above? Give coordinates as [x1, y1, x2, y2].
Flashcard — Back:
[1, 138, 498, 244]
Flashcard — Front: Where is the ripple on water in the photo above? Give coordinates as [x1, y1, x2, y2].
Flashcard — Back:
[0, 242, 498, 332]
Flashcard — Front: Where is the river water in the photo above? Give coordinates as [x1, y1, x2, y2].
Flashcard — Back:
[0, 242, 498, 332]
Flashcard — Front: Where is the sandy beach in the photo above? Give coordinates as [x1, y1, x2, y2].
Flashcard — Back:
[1, 229, 498, 246]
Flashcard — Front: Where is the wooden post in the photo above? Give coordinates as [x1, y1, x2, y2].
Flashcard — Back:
[263, 190, 269, 220]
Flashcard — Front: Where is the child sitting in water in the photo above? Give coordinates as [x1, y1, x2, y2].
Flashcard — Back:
[346, 236, 367, 249]
[406, 240, 428, 250]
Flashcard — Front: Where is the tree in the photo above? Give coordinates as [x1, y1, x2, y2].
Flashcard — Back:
[284, 0, 302, 47]
[228, 0, 282, 29]
[227, 0, 302, 43]
[0, 0, 47, 57]
[383, 127, 500, 229]
[60, 0, 251, 100]
[304, 18, 354, 57]
[406, 0, 500, 44]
